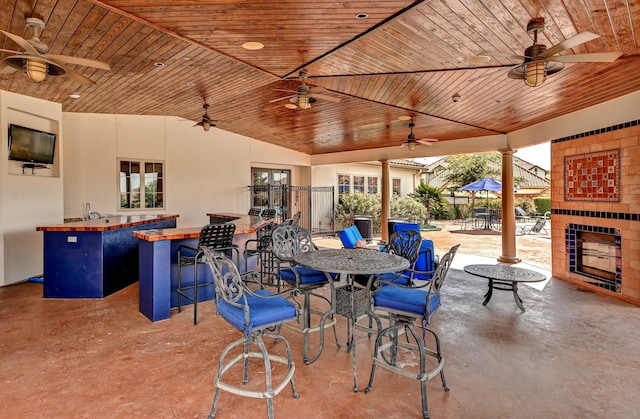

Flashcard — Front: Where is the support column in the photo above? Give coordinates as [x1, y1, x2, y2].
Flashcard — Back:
[498, 149, 521, 264]
[381, 159, 390, 241]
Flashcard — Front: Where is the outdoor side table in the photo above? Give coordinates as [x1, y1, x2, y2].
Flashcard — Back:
[463, 264, 547, 312]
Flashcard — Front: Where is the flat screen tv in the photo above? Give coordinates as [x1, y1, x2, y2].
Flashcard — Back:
[8, 124, 57, 165]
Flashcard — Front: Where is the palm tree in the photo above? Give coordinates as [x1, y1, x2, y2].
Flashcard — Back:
[409, 183, 446, 226]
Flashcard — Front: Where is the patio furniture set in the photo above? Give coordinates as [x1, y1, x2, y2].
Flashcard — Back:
[175, 211, 546, 418]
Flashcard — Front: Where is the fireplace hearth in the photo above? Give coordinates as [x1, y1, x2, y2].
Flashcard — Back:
[566, 224, 621, 292]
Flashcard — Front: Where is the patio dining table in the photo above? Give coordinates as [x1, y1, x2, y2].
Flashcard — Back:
[294, 248, 409, 392]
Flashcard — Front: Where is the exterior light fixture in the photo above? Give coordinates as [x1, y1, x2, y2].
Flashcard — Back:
[525, 61, 547, 87]
[298, 95, 311, 109]
[26, 58, 47, 82]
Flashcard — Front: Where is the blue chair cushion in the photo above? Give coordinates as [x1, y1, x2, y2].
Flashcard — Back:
[217, 289, 297, 333]
[373, 286, 440, 318]
[280, 266, 329, 285]
[393, 223, 435, 280]
[338, 225, 364, 249]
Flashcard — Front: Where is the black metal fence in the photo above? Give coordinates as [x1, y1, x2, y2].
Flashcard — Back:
[248, 185, 335, 236]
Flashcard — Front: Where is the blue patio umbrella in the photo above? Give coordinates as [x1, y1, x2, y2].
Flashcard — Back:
[460, 177, 502, 209]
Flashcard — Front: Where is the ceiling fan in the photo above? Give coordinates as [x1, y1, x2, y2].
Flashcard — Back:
[193, 102, 216, 131]
[402, 119, 438, 150]
[269, 70, 341, 109]
[0, 17, 110, 85]
[476, 17, 622, 87]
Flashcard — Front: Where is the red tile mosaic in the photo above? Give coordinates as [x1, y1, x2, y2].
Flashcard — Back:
[564, 149, 620, 201]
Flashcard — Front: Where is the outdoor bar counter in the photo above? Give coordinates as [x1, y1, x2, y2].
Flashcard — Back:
[133, 213, 271, 322]
[37, 214, 178, 299]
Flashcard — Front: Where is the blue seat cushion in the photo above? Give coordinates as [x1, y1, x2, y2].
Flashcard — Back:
[373, 286, 440, 318]
[280, 266, 330, 285]
[217, 289, 297, 333]
[338, 225, 364, 249]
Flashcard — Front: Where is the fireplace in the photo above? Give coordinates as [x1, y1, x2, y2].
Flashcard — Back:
[566, 224, 621, 292]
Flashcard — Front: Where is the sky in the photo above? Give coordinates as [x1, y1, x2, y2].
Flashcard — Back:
[416, 141, 551, 171]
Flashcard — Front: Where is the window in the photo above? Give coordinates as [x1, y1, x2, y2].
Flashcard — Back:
[250, 168, 291, 212]
[392, 178, 401, 196]
[338, 174, 350, 196]
[119, 160, 164, 209]
[353, 175, 365, 193]
[367, 177, 378, 194]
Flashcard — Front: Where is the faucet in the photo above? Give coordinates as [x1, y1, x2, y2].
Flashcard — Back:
[85, 202, 101, 220]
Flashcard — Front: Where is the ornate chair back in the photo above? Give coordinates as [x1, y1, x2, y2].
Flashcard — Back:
[271, 225, 315, 263]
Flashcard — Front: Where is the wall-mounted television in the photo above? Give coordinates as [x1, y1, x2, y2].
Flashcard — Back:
[8, 124, 57, 165]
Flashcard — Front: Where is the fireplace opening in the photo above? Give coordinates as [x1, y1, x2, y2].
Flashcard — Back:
[577, 231, 616, 282]
[566, 224, 621, 292]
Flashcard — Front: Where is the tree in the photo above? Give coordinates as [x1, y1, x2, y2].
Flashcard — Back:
[408, 183, 446, 226]
[444, 153, 501, 207]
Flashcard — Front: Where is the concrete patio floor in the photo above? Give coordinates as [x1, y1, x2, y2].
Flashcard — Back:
[3, 222, 639, 418]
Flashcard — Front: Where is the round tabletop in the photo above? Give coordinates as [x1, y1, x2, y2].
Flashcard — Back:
[294, 248, 409, 275]
[463, 264, 546, 282]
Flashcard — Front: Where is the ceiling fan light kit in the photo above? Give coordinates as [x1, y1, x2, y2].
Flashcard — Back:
[479, 17, 620, 88]
[0, 17, 110, 85]
[26, 58, 47, 82]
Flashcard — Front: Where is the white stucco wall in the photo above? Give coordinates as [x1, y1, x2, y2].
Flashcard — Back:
[62, 113, 311, 229]
[0, 91, 63, 285]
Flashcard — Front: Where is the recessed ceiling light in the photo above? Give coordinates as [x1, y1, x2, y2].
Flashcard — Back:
[242, 42, 264, 50]
[186, 82, 195, 87]
[285, 103, 298, 109]
[68, 93, 81, 99]
[355, 13, 368, 19]
[154, 62, 165, 67]
[469, 55, 491, 64]
[398, 115, 412, 121]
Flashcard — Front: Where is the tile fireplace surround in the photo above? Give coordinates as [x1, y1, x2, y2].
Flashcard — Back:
[551, 120, 640, 305]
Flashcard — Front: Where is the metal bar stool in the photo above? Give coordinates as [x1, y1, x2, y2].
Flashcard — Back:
[176, 222, 238, 324]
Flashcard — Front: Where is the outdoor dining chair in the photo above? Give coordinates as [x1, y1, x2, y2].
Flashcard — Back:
[271, 225, 340, 364]
[243, 221, 279, 284]
[392, 223, 439, 280]
[201, 248, 299, 419]
[365, 244, 460, 419]
[176, 222, 238, 325]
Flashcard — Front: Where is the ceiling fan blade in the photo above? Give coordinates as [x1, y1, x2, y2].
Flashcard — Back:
[478, 51, 526, 61]
[417, 139, 438, 145]
[269, 95, 295, 103]
[468, 64, 520, 82]
[275, 88, 298, 94]
[0, 48, 22, 54]
[0, 65, 19, 75]
[0, 30, 39, 55]
[64, 68, 96, 85]
[538, 31, 600, 58]
[310, 93, 341, 103]
[46, 54, 111, 70]
[548, 52, 622, 63]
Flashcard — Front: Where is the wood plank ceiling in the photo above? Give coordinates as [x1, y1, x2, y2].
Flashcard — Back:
[1, 0, 639, 155]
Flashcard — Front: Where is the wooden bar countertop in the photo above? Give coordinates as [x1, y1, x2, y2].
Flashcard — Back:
[37, 214, 179, 232]
[133, 214, 274, 242]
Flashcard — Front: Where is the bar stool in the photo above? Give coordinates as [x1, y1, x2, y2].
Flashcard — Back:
[176, 223, 238, 324]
